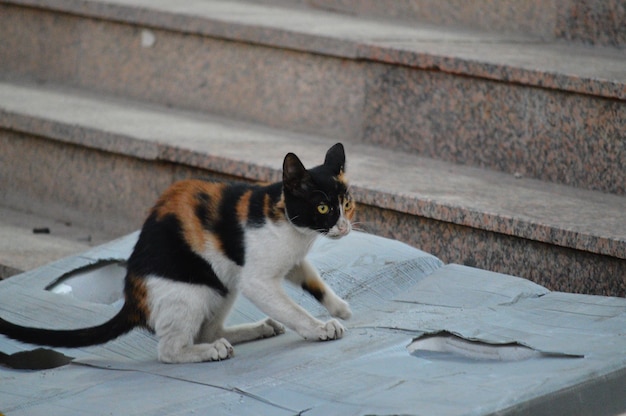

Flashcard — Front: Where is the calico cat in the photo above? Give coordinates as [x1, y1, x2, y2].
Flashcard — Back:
[0, 143, 354, 363]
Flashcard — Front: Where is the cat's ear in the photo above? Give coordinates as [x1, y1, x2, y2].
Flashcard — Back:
[324, 143, 346, 175]
[283, 152, 312, 195]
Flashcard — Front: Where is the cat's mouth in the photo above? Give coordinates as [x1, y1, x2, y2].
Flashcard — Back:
[325, 225, 351, 239]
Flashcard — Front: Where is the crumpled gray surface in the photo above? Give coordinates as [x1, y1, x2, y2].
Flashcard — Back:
[1, 231, 626, 415]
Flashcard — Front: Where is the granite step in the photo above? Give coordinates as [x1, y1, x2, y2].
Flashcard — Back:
[1, 80, 624, 296]
[0, 0, 624, 195]
[308, 0, 626, 48]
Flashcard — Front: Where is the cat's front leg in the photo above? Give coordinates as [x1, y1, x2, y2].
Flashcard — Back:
[197, 291, 285, 345]
[286, 259, 352, 320]
[217, 319, 285, 345]
[240, 276, 346, 341]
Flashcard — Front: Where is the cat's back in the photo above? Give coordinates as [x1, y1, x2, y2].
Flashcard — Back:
[146, 179, 286, 263]
[149, 179, 239, 253]
[152, 179, 226, 223]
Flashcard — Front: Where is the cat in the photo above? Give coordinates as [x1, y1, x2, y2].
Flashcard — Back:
[0, 143, 354, 363]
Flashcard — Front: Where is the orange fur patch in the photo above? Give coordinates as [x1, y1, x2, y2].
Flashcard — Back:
[263, 194, 272, 218]
[236, 190, 253, 223]
[271, 195, 286, 222]
[153, 180, 225, 253]
[126, 274, 149, 326]
[302, 275, 326, 301]
[345, 201, 356, 221]
[336, 171, 348, 187]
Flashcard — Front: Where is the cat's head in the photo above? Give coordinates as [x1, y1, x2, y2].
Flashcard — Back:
[282, 143, 355, 239]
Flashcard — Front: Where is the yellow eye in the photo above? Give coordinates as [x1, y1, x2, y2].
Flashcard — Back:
[344, 200, 353, 211]
[317, 203, 330, 214]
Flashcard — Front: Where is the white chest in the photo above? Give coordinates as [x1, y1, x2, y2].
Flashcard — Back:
[244, 221, 317, 277]
[200, 221, 317, 285]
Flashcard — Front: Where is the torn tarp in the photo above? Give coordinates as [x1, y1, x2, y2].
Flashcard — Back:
[1, 231, 626, 415]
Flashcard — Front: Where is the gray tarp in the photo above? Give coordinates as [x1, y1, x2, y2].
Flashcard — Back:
[1, 232, 626, 415]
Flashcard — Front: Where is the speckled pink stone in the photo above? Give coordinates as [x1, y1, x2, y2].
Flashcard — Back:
[0, 0, 625, 297]
[0, 1, 623, 196]
[310, 0, 626, 48]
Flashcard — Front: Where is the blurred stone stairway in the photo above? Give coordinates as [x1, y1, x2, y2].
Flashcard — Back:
[0, 0, 624, 295]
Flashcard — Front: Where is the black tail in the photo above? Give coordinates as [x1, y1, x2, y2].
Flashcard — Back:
[0, 302, 138, 348]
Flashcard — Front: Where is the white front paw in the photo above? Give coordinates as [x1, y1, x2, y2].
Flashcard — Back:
[328, 297, 352, 320]
[308, 319, 345, 341]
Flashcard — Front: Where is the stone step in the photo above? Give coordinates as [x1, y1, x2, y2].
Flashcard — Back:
[308, 0, 626, 48]
[1, 80, 624, 296]
[0, 206, 117, 279]
[0, 0, 624, 195]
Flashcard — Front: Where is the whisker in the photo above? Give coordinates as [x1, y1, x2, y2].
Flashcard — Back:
[349, 221, 373, 233]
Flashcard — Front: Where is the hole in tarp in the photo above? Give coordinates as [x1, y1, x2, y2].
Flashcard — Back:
[408, 332, 547, 362]
[46, 260, 126, 306]
[0, 348, 74, 370]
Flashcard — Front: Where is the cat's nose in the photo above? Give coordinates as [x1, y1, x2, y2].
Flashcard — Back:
[337, 220, 351, 235]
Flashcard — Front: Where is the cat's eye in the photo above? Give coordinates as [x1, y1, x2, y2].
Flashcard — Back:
[317, 203, 330, 214]
[344, 200, 353, 211]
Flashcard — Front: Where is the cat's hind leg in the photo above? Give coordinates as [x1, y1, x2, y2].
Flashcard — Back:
[147, 277, 235, 363]
[157, 332, 233, 364]
[153, 307, 234, 363]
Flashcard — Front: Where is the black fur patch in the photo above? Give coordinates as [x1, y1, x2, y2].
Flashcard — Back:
[248, 183, 283, 227]
[247, 186, 267, 228]
[195, 191, 214, 232]
[302, 283, 325, 302]
[215, 185, 247, 266]
[128, 212, 228, 296]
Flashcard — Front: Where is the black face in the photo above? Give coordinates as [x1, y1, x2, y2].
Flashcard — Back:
[282, 143, 352, 235]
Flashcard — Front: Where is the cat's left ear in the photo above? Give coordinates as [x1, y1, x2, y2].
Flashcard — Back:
[324, 143, 346, 175]
[283, 152, 312, 195]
